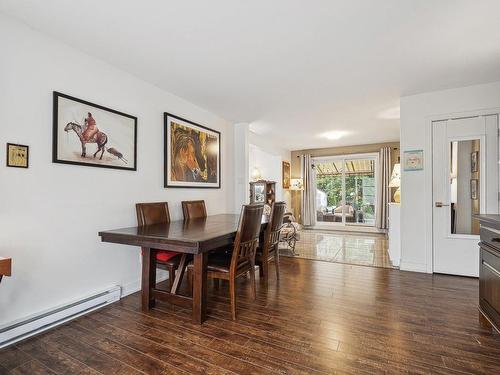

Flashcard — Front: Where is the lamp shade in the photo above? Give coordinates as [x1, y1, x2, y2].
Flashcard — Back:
[389, 163, 401, 188]
[251, 167, 262, 181]
[290, 178, 304, 190]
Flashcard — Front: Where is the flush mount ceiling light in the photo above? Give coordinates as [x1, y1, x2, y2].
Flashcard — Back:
[319, 131, 350, 140]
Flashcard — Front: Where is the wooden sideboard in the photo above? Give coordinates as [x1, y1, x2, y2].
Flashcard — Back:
[0, 257, 12, 283]
[477, 215, 500, 332]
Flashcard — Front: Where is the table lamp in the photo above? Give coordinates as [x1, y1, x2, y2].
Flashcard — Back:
[251, 167, 262, 181]
[289, 178, 304, 190]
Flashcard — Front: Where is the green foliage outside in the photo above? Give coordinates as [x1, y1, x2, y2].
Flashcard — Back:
[316, 174, 376, 219]
[316, 175, 343, 207]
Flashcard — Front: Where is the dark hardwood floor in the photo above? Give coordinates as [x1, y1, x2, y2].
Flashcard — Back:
[1, 257, 499, 374]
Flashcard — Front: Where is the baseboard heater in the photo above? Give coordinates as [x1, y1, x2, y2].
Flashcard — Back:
[0, 285, 121, 348]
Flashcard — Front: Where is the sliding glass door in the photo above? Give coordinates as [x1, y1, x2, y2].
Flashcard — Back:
[315, 154, 377, 227]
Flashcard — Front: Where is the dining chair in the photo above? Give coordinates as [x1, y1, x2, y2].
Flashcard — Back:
[181, 200, 207, 220]
[136, 202, 181, 290]
[255, 201, 286, 284]
[187, 204, 264, 320]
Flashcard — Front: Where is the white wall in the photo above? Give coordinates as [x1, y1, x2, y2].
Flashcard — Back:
[400, 81, 500, 273]
[248, 131, 291, 208]
[0, 14, 234, 325]
[234, 123, 249, 210]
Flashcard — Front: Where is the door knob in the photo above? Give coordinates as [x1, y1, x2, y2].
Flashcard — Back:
[435, 202, 450, 207]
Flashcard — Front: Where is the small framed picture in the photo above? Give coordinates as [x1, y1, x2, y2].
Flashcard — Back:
[6, 143, 29, 168]
[471, 179, 478, 200]
[282, 161, 291, 189]
[403, 150, 424, 171]
[471, 151, 478, 173]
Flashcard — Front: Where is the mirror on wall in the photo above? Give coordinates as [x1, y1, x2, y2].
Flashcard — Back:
[450, 139, 480, 235]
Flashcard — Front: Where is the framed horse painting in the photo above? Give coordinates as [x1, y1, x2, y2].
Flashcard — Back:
[52, 92, 137, 171]
[164, 113, 221, 188]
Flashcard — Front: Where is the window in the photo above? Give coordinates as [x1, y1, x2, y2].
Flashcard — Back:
[315, 154, 377, 226]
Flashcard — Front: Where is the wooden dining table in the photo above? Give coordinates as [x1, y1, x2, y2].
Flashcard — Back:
[99, 213, 268, 324]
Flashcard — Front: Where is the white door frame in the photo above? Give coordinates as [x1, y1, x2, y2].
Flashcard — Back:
[424, 108, 500, 274]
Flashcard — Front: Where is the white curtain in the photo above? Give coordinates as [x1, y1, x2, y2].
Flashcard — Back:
[376, 147, 392, 230]
[300, 154, 317, 227]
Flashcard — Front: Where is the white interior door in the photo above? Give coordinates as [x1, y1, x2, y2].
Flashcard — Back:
[432, 115, 498, 276]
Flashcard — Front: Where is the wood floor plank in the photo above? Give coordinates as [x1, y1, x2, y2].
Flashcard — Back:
[15, 337, 96, 375]
[1, 257, 499, 375]
[0, 346, 32, 371]
[9, 360, 58, 375]
[99, 308, 322, 375]
[37, 329, 143, 375]
[72, 315, 239, 375]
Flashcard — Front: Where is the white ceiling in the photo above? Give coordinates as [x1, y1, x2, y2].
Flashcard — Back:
[2, 0, 500, 150]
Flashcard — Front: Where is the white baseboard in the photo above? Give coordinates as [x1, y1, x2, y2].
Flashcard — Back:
[399, 260, 429, 273]
[0, 272, 169, 349]
[0, 286, 121, 348]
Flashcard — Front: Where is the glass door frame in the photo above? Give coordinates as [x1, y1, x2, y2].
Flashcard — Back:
[313, 152, 379, 228]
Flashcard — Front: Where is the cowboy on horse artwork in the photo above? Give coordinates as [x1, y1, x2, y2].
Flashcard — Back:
[54, 92, 137, 171]
[82, 112, 99, 142]
[64, 112, 128, 164]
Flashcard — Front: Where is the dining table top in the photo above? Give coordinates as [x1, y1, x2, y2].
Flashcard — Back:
[98, 213, 269, 254]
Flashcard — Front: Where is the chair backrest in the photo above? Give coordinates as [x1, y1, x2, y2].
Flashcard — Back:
[263, 202, 286, 255]
[230, 204, 264, 274]
[182, 200, 207, 220]
[136, 202, 170, 226]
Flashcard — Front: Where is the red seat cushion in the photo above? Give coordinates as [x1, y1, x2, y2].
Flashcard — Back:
[155, 250, 179, 262]
[140, 249, 179, 262]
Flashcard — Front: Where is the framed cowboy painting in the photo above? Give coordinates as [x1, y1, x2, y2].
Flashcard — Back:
[52, 92, 137, 171]
[164, 113, 221, 188]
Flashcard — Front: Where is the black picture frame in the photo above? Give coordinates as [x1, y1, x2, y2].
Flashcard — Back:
[164, 112, 221, 188]
[52, 91, 137, 171]
[6, 143, 29, 168]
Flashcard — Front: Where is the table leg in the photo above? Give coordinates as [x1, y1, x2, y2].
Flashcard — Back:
[141, 247, 156, 311]
[170, 253, 187, 294]
[192, 252, 208, 324]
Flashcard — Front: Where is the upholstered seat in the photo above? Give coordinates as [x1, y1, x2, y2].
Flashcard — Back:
[141, 248, 180, 264]
[136, 202, 184, 290]
[188, 253, 250, 274]
[156, 250, 181, 263]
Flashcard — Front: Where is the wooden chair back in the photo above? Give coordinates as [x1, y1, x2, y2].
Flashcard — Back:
[136, 202, 170, 226]
[182, 200, 207, 220]
[230, 204, 264, 275]
[263, 202, 286, 255]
